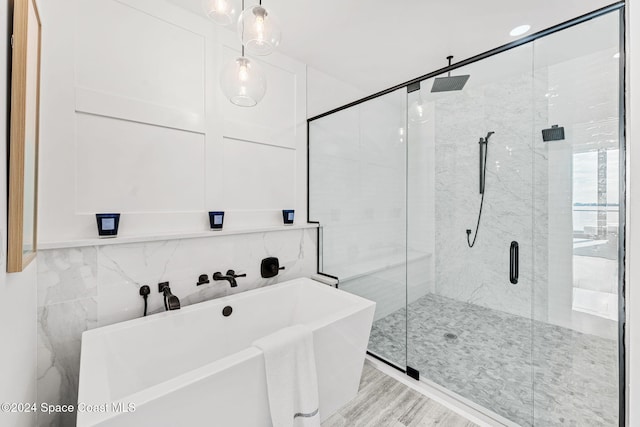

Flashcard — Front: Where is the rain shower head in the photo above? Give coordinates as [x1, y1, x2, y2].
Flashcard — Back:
[431, 55, 470, 93]
[542, 125, 565, 141]
[431, 75, 470, 92]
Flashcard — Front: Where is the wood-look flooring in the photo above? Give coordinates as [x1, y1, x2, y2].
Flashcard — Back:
[322, 361, 477, 427]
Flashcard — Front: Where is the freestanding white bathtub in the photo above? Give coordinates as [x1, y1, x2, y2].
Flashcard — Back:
[77, 278, 375, 427]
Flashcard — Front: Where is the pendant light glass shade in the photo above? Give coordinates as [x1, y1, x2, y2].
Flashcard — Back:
[220, 56, 266, 107]
[408, 97, 429, 123]
[202, 0, 238, 26]
[238, 5, 281, 56]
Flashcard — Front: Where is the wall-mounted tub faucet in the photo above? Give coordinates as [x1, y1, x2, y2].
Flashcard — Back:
[158, 282, 181, 311]
[213, 270, 246, 288]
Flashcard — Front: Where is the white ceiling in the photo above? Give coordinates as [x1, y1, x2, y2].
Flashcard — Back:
[169, 0, 614, 94]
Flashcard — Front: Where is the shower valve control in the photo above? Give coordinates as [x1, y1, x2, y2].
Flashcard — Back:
[261, 257, 285, 278]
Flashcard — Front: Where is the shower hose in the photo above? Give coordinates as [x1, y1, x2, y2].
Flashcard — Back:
[466, 139, 489, 248]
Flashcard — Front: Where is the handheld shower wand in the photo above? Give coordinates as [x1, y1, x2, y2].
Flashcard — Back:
[467, 131, 494, 248]
[478, 131, 495, 194]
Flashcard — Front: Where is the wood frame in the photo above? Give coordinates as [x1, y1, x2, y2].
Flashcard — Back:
[7, 0, 41, 272]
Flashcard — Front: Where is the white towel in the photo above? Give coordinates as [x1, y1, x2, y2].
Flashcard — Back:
[253, 325, 321, 427]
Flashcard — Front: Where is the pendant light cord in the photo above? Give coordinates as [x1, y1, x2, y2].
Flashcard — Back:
[241, 0, 245, 56]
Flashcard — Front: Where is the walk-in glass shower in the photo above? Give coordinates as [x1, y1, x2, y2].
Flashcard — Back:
[308, 6, 624, 426]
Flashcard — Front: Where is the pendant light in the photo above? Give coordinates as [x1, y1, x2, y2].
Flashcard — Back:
[409, 93, 429, 123]
[238, 0, 281, 56]
[202, 0, 238, 26]
[220, 0, 267, 106]
[220, 46, 266, 107]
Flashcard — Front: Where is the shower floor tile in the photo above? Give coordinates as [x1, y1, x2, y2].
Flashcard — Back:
[368, 294, 618, 427]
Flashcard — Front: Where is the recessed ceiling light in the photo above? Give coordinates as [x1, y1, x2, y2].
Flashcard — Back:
[613, 52, 620, 59]
[510, 25, 531, 37]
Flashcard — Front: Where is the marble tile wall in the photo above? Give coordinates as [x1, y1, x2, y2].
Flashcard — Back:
[309, 89, 408, 281]
[431, 65, 550, 320]
[36, 228, 316, 426]
[308, 57, 564, 324]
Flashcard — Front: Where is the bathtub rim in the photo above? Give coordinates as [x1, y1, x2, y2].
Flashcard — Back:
[82, 277, 371, 339]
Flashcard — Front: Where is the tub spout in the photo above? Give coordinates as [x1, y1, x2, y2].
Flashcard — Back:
[159, 282, 181, 311]
[165, 294, 180, 310]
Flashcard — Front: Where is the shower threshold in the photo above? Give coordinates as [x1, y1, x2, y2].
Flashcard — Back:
[365, 355, 518, 427]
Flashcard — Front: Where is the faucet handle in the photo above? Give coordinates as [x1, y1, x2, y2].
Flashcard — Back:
[197, 274, 210, 286]
[226, 269, 246, 278]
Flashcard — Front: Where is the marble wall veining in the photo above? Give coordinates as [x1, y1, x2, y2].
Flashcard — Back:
[429, 62, 549, 320]
[36, 228, 316, 426]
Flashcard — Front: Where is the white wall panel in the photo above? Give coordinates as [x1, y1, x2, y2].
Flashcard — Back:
[75, 87, 205, 133]
[217, 27, 302, 150]
[75, 114, 205, 213]
[39, 0, 307, 243]
[221, 138, 295, 211]
[75, 0, 205, 119]
[219, 45, 298, 149]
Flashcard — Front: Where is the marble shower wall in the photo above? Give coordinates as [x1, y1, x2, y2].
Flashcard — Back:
[430, 59, 550, 320]
[36, 228, 316, 426]
[309, 89, 407, 281]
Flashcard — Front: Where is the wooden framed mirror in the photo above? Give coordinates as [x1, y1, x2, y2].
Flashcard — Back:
[7, 0, 41, 273]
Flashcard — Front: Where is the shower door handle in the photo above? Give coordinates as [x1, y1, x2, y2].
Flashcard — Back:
[510, 241, 519, 284]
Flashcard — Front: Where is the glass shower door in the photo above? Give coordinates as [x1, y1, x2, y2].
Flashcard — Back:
[405, 45, 536, 425]
[308, 88, 408, 368]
